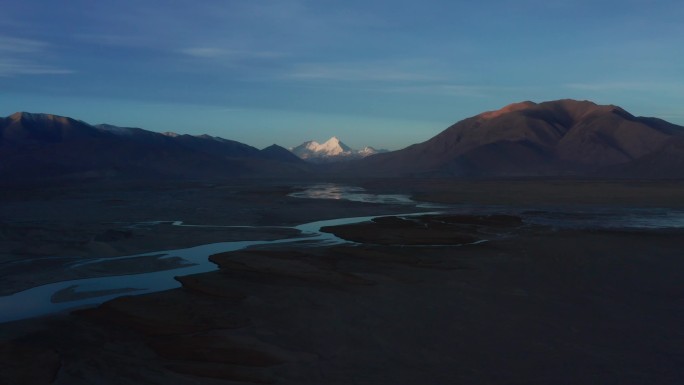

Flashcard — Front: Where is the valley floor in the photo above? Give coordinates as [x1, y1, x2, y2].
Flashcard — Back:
[1, 178, 683, 384]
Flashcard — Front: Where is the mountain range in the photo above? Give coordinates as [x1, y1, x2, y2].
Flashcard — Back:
[0, 112, 306, 182]
[2, 99, 684, 183]
[290, 137, 386, 163]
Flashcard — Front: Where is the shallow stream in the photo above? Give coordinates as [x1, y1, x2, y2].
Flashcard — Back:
[2, 184, 683, 323]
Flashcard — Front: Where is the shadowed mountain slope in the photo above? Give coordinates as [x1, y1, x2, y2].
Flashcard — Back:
[354, 99, 684, 177]
[0, 112, 309, 182]
[259, 144, 306, 163]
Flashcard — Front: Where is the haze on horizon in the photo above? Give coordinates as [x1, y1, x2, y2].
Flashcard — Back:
[1, 0, 683, 150]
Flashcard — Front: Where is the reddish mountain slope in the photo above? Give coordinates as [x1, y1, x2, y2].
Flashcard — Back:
[356, 100, 684, 177]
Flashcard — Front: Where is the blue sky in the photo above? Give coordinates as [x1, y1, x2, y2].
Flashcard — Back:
[1, 0, 683, 150]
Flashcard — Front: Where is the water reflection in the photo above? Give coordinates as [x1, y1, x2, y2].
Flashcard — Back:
[521, 207, 684, 230]
[0, 213, 409, 323]
[289, 183, 431, 206]
[290, 184, 684, 230]
[3, 184, 683, 323]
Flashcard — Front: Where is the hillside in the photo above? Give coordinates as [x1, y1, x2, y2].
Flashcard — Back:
[0, 112, 309, 183]
[354, 100, 684, 177]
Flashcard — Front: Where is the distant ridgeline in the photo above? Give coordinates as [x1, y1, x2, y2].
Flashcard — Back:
[0, 112, 307, 181]
[2, 99, 684, 182]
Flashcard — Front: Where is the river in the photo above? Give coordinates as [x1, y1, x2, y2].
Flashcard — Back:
[0, 184, 427, 323]
[2, 183, 683, 323]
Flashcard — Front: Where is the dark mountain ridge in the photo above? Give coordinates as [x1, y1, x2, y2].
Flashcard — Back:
[0, 112, 308, 182]
[1, 112, 107, 147]
[260, 144, 305, 163]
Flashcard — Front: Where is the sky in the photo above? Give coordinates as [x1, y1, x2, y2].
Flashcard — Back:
[1, 0, 683, 150]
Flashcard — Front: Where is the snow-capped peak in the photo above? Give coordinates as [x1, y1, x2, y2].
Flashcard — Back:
[292, 137, 352, 158]
[290, 137, 387, 163]
[318, 136, 352, 155]
[357, 146, 379, 156]
[301, 140, 321, 151]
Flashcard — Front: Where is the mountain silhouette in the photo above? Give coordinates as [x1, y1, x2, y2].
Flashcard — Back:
[4, 101, 684, 183]
[0, 112, 308, 182]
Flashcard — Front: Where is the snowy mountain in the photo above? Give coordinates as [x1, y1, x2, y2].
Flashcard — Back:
[290, 137, 386, 163]
[292, 137, 352, 158]
[358, 146, 384, 157]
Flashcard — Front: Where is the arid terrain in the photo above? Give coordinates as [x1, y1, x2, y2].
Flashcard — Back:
[2, 179, 684, 384]
[5, 0, 684, 382]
